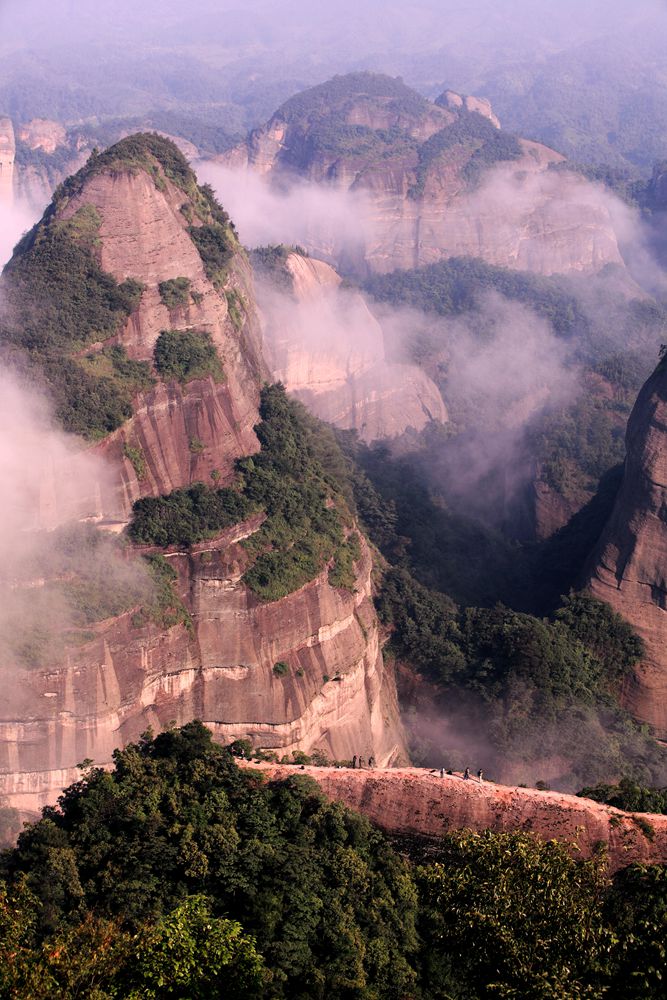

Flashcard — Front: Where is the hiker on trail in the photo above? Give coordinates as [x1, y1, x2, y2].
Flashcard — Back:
[352, 755, 357, 769]
[478, 769, 484, 783]
[368, 756, 375, 768]
[359, 756, 365, 769]
[463, 767, 470, 780]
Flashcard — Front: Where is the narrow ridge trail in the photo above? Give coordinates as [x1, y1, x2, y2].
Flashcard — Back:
[244, 762, 667, 870]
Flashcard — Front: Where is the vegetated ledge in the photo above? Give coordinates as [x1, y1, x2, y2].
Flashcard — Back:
[241, 763, 667, 872]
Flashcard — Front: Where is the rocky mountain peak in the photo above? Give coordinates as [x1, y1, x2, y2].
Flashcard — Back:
[436, 89, 501, 129]
[225, 75, 623, 278]
[2, 133, 267, 519]
[0, 138, 407, 814]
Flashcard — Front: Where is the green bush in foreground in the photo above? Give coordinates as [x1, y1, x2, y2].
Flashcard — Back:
[3, 722, 667, 998]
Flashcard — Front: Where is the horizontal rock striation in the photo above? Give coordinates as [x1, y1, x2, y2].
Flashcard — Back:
[246, 763, 667, 872]
[0, 527, 406, 816]
[58, 164, 267, 521]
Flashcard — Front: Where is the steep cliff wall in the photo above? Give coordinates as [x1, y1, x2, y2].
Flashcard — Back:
[260, 251, 447, 440]
[0, 135, 407, 812]
[0, 527, 405, 815]
[245, 764, 667, 872]
[223, 73, 623, 277]
[0, 117, 15, 206]
[44, 150, 266, 522]
[588, 362, 667, 736]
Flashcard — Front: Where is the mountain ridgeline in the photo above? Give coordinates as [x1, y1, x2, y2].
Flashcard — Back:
[224, 71, 623, 277]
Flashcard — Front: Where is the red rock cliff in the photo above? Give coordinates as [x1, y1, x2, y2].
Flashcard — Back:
[246, 763, 667, 872]
[588, 361, 667, 736]
[223, 74, 623, 278]
[0, 138, 407, 814]
[0, 528, 405, 816]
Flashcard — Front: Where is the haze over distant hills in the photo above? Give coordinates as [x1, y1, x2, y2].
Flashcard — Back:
[2, 0, 667, 172]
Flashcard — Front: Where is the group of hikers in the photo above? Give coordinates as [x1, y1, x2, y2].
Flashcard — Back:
[351, 755, 375, 768]
[348, 756, 483, 781]
[438, 766, 484, 782]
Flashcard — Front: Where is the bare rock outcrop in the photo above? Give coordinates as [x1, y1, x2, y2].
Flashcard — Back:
[437, 90, 501, 129]
[56, 165, 267, 521]
[0, 528, 405, 815]
[244, 764, 667, 872]
[260, 252, 447, 440]
[223, 73, 623, 277]
[588, 361, 667, 735]
[0, 117, 15, 206]
[18, 118, 67, 155]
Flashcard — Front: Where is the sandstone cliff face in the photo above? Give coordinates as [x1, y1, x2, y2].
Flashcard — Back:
[0, 138, 408, 814]
[0, 117, 15, 206]
[0, 527, 405, 816]
[588, 363, 667, 736]
[223, 75, 623, 277]
[260, 252, 447, 440]
[58, 166, 266, 522]
[245, 764, 667, 872]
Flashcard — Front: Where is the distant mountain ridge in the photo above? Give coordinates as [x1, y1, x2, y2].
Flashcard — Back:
[223, 71, 624, 277]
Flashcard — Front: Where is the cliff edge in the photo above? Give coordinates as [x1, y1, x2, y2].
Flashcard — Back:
[246, 763, 667, 872]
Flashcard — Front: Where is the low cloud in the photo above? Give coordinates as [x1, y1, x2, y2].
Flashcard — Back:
[0, 199, 36, 270]
[196, 161, 372, 266]
[0, 369, 153, 690]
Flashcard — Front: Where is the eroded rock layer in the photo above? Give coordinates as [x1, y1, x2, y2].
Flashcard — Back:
[0, 528, 405, 815]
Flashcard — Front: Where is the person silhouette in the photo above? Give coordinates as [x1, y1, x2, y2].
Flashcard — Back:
[478, 769, 484, 783]
[463, 767, 470, 780]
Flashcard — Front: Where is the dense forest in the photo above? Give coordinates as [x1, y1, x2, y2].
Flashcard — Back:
[0, 722, 665, 999]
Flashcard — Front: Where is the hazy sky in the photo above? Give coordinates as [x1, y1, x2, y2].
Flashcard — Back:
[1, 1, 665, 59]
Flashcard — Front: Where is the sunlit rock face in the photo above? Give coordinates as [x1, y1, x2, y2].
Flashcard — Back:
[223, 73, 623, 278]
[0, 526, 405, 816]
[259, 251, 447, 441]
[0, 138, 407, 820]
[55, 164, 267, 522]
[244, 763, 667, 873]
[588, 361, 667, 737]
